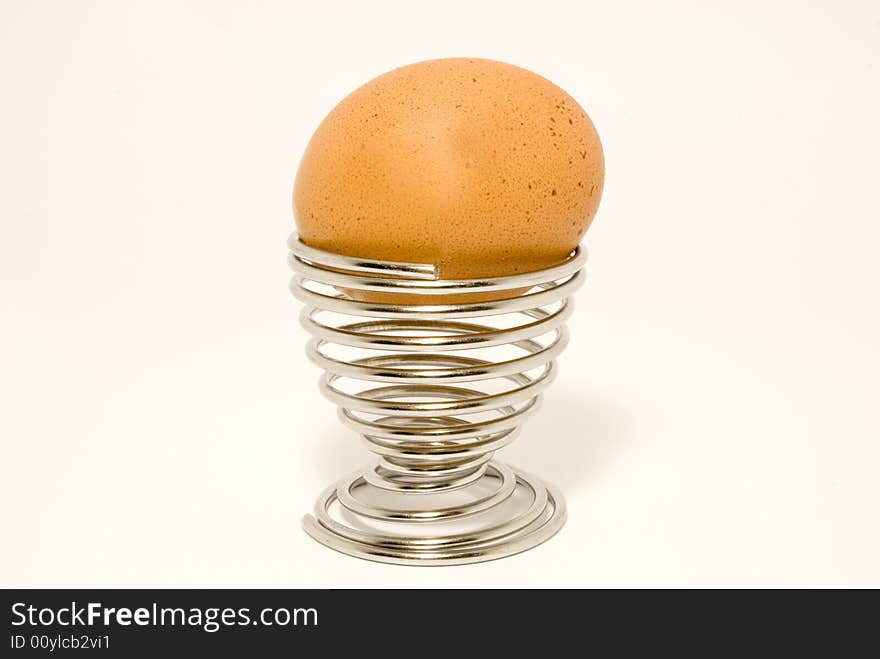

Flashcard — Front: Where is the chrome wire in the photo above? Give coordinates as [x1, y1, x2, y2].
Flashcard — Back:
[288, 233, 586, 565]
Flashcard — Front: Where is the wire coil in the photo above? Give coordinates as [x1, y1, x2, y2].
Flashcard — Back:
[288, 233, 586, 565]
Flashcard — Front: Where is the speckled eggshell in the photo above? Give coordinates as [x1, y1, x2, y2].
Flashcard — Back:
[294, 58, 604, 297]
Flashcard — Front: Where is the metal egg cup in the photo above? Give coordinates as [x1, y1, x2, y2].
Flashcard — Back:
[288, 234, 586, 565]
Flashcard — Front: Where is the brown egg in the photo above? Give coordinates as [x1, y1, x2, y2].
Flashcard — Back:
[293, 58, 604, 299]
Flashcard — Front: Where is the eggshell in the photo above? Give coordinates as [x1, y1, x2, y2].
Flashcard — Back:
[293, 58, 604, 299]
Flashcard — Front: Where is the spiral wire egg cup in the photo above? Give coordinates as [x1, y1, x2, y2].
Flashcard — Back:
[288, 234, 586, 565]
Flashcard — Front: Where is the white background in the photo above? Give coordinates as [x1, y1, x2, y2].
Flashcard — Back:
[1, 0, 878, 587]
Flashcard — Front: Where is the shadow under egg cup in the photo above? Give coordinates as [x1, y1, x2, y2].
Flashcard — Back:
[288, 233, 587, 565]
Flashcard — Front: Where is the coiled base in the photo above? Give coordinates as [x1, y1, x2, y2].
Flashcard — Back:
[302, 462, 565, 565]
[288, 234, 585, 566]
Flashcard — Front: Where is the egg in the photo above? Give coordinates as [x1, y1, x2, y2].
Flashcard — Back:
[293, 57, 604, 297]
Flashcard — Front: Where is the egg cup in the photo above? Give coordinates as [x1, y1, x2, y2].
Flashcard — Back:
[288, 234, 586, 565]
